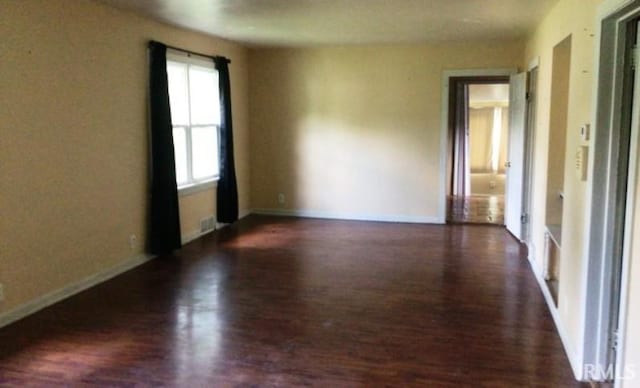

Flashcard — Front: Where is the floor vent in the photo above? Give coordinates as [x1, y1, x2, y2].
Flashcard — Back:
[200, 216, 216, 234]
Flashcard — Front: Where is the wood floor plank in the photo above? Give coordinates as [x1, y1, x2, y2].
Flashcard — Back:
[0, 215, 586, 387]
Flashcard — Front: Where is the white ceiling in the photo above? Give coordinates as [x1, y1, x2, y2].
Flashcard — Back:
[97, 0, 559, 47]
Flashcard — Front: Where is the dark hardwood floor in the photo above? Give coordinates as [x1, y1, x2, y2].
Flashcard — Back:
[0, 215, 586, 387]
[447, 195, 505, 225]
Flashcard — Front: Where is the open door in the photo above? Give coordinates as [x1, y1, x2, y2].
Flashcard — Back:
[505, 73, 527, 239]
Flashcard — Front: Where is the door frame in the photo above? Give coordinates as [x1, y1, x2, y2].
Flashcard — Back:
[438, 68, 517, 223]
[504, 72, 528, 236]
[585, 0, 640, 382]
[522, 59, 539, 245]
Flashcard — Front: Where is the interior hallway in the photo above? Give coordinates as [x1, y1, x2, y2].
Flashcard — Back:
[0, 216, 584, 386]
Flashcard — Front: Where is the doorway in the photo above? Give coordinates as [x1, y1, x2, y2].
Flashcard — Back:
[585, 3, 640, 382]
[446, 76, 510, 225]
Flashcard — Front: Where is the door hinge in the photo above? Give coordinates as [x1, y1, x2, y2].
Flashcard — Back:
[526, 92, 533, 101]
[520, 214, 529, 224]
[632, 45, 638, 69]
[611, 328, 620, 352]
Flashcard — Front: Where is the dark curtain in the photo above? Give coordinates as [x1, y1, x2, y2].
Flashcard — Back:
[452, 82, 470, 197]
[148, 41, 182, 254]
[214, 57, 239, 223]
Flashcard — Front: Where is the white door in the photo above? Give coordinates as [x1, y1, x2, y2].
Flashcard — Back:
[505, 73, 527, 239]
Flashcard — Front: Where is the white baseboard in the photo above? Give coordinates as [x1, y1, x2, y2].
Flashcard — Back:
[251, 208, 444, 224]
[239, 208, 251, 219]
[182, 229, 211, 245]
[0, 253, 155, 329]
[1, 209, 253, 329]
[526, 252, 585, 381]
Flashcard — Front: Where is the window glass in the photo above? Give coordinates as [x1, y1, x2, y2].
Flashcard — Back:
[189, 66, 220, 125]
[165, 55, 221, 188]
[192, 126, 219, 180]
[172, 127, 188, 185]
[166, 62, 190, 125]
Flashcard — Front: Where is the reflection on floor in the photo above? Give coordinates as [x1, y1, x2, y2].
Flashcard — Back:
[0, 215, 583, 386]
[448, 194, 505, 225]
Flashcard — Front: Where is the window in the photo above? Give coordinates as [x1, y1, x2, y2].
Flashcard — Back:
[166, 52, 220, 190]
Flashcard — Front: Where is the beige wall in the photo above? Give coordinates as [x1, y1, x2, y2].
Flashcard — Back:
[5, 0, 636, 382]
[470, 173, 505, 196]
[0, 0, 250, 315]
[523, 0, 601, 359]
[179, 190, 216, 242]
[248, 43, 522, 220]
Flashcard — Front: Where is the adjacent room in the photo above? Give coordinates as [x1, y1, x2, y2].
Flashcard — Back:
[447, 81, 510, 225]
[2, 0, 640, 386]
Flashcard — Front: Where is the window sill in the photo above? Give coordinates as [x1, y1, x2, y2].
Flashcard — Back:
[178, 179, 218, 197]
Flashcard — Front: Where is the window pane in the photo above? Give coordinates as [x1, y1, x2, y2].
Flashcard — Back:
[167, 62, 190, 125]
[189, 66, 220, 125]
[192, 126, 219, 180]
[172, 127, 188, 185]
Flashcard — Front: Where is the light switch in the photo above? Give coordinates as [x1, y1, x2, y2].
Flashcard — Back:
[576, 145, 588, 181]
[580, 124, 591, 141]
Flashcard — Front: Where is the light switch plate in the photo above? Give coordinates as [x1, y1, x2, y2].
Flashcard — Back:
[580, 124, 591, 141]
[576, 145, 589, 181]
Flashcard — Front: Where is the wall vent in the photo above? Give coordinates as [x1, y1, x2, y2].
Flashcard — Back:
[200, 216, 216, 234]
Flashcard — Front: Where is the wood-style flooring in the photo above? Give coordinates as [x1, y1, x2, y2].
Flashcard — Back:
[0, 215, 586, 387]
[448, 195, 505, 225]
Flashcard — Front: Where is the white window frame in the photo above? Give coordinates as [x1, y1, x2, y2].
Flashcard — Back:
[166, 50, 220, 195]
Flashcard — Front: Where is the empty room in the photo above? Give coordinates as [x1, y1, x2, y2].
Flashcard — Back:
[2, 0, 640, 386]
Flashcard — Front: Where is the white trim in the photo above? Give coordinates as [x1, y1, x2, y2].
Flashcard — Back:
[167, 49, 216, 68]
[584, 1, 640, 383]
[521, 66, 539, 246]
[0, 253, 155, 329]
[599, 0, 635, 18]
[239, 208, 251, 219]
[440, 68, 518, 78]
[178, 179, 217, 197]
[528, 56, 540, 72]
[613, 4, 640, 386]
[526, 251, 585, 381]
[251, 208, 442, 224]
[603, 4, 640, 387]
[615, 87, 639, 388]
[0, 207, 251, 329]
[168, 55, 221, 188]
[526, 240, 540, 272]
[469, 101, 509, 109]
[439, 68, 518, 222]
[181, 209, 252, 244]
[581, 0, 615, 376]
[181, 229, 214, 245]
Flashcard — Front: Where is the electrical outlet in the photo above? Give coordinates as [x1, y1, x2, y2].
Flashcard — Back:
[277, 193, 286, 205]
[0, 283, 5, 302]
[129, 234, 138, 250]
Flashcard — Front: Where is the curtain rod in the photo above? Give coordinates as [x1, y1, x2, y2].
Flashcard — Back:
[148, 40, 231, 64]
